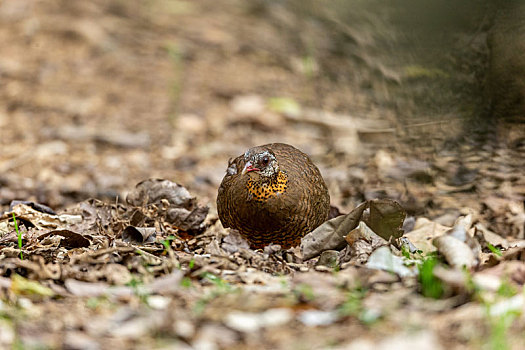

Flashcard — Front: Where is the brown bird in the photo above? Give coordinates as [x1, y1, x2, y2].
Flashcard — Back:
[217, 143, 330, 249]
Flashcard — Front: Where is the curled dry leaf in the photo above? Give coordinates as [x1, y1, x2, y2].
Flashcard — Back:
[38, 229, 90, 249]
[301, 199, 405, 260]
[365, 246, 417, 277]
[432, 214, 481, 269]
[403, 218, 450, 254]
[301, 202, 367, 260]
[433, 235, 476, 269]
[166, 206, 209, 233]
[121, 226, 157, 244]
[126, 179, 209, 234]
[340, 221, 389, 265]
[2, 204, 68, 231]
[346, 221, 387, 247]
[447, 214, 473, 242]
[9, 200, 56, 215]
[63, 199, 114, 233]
[127, 178, 194, 208]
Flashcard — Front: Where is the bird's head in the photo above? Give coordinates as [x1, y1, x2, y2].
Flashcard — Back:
[241, 148, 279, 179]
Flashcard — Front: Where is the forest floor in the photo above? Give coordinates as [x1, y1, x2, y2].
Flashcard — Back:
[0, 0, 524, 349]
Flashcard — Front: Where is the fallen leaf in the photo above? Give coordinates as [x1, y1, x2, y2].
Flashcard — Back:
[474, 223, 509, 249]
[433, 214, 481, 269]
[301, 202, 367, 260]
[9, 200, 56, 215]
[126, 179, 209, 234]
[342, 221, 389, 265]
[433, 235, 476, 269]
[302, 199, 405, 260]
[365, 246, 417, 277]
[364, 199, 406, 241]
[121, 226, 157, 244]
[403, 218, 450, 253]
[38, 229, 90, 248]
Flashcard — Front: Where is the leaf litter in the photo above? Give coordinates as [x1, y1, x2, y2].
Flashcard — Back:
[2, 173, 523, 349]
[1, 1, 525, 349]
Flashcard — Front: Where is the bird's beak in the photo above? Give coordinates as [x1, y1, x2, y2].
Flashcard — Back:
[242, 161, 260, 175]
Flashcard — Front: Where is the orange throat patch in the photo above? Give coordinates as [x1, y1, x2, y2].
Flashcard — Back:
[246, 171, 288, 202]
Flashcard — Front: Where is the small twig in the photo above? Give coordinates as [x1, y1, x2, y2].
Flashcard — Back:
[403, 120, 457, 128]
[12, 213, 23, 260]
[133, 245, 165, 263]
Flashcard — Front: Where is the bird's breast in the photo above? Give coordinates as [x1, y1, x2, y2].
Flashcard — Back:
[245, 171, 288, 203]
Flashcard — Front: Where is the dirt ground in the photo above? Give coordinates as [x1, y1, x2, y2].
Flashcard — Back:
[1, 0, 524, 349]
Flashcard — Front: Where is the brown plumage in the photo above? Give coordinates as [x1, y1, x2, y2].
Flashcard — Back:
[217, 143, 330, 249]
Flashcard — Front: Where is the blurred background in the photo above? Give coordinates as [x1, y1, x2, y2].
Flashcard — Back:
[0, 0, 523, 222]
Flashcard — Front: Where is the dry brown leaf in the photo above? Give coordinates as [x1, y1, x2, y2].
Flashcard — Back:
[37, 229, 91, 249]
[365, 199, 406, 241]
[432, 214, 481, 269]
[365, 246, 417, 277]
[474, 223, 509, 249]
[403, 218, 450, 253]
[301, 202, 367, 260]
[341, 221, 390, 265]
[9, 200, 56, 215]
[2, 204, 64, 230]
[433, 235, 476, 269]
[301, 199, 405, 260]
[121, 226, 157, 244]
[126, 179, 209, 234]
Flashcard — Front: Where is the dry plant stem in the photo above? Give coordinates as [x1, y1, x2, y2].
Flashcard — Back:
[12, 212, 23, 260]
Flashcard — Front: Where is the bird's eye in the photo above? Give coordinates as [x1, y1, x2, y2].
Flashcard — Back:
[261, 156, 269, 165]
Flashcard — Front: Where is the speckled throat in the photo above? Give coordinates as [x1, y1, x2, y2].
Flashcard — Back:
[246, 171, 288, 202]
